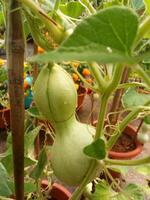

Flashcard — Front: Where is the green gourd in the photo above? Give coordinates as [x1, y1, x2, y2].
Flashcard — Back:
[34, 63, 77, 123]
[34, 64, 95, 186]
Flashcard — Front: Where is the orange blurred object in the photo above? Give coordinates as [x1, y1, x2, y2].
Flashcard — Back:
[72, 73, 79, 82]
[24, 80, 29, 89]
[37, 46, 44, 53]
[87, 78, 93, 83]
[82, 68, 90, 76]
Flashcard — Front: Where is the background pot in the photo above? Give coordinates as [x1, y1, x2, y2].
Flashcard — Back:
[108, 124, 143, 159]
[10, 181, 72, 200]
[41, 180, 72, 200]
[0, 108, 10, 129]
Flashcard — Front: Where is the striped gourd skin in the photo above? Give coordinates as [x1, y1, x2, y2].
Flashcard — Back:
[33, 64, 77, 123]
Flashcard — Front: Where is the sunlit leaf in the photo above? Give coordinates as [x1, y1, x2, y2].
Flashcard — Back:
[59, 2, 85, 18]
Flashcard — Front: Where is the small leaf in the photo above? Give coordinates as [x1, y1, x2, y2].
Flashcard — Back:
[91, 181, 110, 200]
[29, 6, 138, 64]
[122, 87, 150, 108]
[144, 114, 150, 124]
[24, 182, 36, 194]
[83, 138, 106, 159]
[59, 2, 85, 18]
[30, 148, 47, 181]
[26, 107, 46, 120]
[0, 163, 12, 196]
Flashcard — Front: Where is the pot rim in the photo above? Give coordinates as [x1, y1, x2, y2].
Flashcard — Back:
[41, 181, 72, 200]
[108, 124, 143, 159]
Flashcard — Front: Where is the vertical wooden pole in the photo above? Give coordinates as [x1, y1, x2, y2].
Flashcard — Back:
[6, 1, 24, 199]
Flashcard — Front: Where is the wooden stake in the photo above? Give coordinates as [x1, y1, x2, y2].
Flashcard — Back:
[6, 1, 25, 199]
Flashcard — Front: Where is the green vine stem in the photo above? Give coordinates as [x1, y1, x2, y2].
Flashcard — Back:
[80, 0, 96, 14]
[105, 156, 150, 166]
[106, 64, 125, 95]
[7, 0, 25, 199]
[20, 0, 68, 43]
[135, 65, 150, 88]
[95, 94, 110, 139]
[90, 62, 108, 93]
[70, 63, 125, 200]
[134, 15, 150, 47]
[107, 100, 150, 150]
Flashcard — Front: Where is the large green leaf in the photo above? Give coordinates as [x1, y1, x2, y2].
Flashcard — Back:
[0, 163, 12, 197]
[83, 138, 106, 160]
[30, 6, 138, 64]
[92, 183, 144, 200]
[7, 181, 36, 195]
[115, 184, 144, 200]
[59, 2, 85, 18]
[122, 87, 150, 108]
[1, 155, 36, 175]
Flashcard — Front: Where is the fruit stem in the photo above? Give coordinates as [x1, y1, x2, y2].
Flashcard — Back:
[90, 62, 108, 93]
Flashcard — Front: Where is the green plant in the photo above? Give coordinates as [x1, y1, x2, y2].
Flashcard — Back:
[3, 0, 150, 199]
[30, 3, 150, 200]
[0, 118, 53, 199]
[0, 64, 9, 109]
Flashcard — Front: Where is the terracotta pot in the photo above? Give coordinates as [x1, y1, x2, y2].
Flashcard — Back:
[77, 86, 86, 111]
[41, 180, 72, 200]
[108, 125, 143, 159]
[92, 121, 143, 160]
[10, 181, 72, 200]
[0, 108, 10, 129]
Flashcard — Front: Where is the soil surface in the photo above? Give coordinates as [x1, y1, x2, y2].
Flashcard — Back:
[111, 133, 136, 152]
